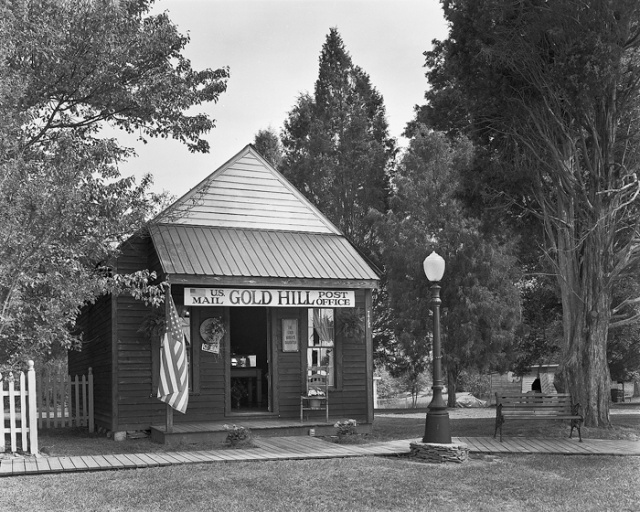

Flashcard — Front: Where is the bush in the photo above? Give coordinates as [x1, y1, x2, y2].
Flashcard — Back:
[222, 424, 252, 447]
[458, 370, 491, 399]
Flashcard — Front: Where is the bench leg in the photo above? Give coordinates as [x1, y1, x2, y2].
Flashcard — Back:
[569, 420, 583, 442]
[494, 414, 504, 442]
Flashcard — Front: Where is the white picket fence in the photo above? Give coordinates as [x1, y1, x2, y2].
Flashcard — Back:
[1, 360, 38, 454]
[2, 362, 94, 455]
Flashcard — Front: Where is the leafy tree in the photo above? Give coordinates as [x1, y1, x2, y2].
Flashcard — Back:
[0, 0, 228, 365]
[281, 28, 394, 257]
[374, 127, 521, 406]
[512, 275, 563, 376]
[253, 128, 283, 169]
[423, 0, 640, 426]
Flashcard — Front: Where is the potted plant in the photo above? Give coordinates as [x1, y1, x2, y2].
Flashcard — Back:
[307, 387, 325, 408]
[231, 379, 248, 408]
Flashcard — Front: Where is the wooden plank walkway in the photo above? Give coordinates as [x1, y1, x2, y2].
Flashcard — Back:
[1, 436, 638, 477]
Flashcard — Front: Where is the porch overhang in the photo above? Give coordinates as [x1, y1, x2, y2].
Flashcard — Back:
[150, 224, 380, 288]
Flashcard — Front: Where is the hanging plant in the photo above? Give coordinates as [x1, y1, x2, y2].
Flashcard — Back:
[338, 308, 365, 341]
[138, 311, 165, 340]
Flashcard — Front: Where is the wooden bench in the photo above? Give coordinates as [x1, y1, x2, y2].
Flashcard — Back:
[494, 393, 583, 442]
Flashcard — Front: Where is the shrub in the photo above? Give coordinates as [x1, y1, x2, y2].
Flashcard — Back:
[222, 424, 252, 447]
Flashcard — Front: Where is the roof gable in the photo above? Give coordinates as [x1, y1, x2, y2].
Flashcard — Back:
[157, 145, 340, 234]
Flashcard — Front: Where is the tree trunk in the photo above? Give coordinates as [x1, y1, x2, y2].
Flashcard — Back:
[446, 368, 457, 408]
[555, 196, 611, 427]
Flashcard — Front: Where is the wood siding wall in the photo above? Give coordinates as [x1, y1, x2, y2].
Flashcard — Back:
[112, 233, 165, 432]
[68, 294, 113, 430]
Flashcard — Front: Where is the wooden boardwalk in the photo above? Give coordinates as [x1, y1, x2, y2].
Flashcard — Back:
[1, 436, 638, 477]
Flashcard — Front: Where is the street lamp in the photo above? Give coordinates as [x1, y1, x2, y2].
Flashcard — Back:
[422, 251, 451, 444]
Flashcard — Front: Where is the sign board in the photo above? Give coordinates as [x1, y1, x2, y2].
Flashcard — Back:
[282, 319, 299, 352]
[184, 288, 355, 308]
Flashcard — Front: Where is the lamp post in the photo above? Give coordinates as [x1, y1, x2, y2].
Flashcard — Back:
[422, 251, 451, 444]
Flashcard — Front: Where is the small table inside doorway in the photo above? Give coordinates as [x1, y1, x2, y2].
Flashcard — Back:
[231, 368, 262, 407]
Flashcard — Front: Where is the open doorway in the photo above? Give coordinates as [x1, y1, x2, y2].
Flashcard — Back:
[229, 307, 270, 414]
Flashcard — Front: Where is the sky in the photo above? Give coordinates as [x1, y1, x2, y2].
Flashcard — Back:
[118, 0, 449, 197]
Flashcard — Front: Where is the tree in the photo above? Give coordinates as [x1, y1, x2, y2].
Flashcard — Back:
[374, 127, 521, 406]
[253, 128, 283, 169]
[423, 0, 640, 426]
[281, 28, 394, 257]
[0, 0, 229, 364]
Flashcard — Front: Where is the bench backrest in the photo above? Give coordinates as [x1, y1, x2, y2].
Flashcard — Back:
[496, 393, 574, 415]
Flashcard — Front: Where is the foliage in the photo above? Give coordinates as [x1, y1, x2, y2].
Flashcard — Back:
[422, 0, 640, 426]
[456, 370, 491, 400]
[337, 308, 365, 340]
[222, 424, 252, 447]
[253, 128, 284, 169]
[0, 0, 228, 364]
[280, 28, 394, 258]
[374, 127, 521, 406]
[512, 276, 563, 376]
[231, 380, 249, 403]
[333, 419, 358, 439]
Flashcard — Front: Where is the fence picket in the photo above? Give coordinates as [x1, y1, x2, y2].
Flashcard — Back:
[8, 372, 16, 452]
[0, 372, 5, 452]
[74, 375, 80, 427]
[66, 374, 72, 428]
[88, 368, 94, 432]
[52, 371, 58, 427]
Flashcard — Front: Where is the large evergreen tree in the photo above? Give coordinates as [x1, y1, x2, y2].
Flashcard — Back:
[422, 0, 640, 425]
[0, 0, 228, 364]
[281, 28, 394, 257]
[375, 127, 521, 406]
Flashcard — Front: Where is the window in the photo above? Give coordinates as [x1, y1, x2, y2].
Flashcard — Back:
[307, 309, 334, 387]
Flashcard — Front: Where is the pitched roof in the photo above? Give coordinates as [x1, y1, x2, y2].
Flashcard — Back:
[150, 145, 379, 287]
[156, 145, 340, 234]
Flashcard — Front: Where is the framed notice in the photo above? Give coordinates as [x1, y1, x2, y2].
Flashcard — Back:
[282, 319, 299, 352]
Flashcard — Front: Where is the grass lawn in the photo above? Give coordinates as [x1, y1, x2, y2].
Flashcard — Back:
[1, 454, 639, 511]
[2, 407, 638, 511]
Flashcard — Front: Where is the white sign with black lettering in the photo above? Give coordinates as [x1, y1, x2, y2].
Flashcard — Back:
[184, 288, 355, 308]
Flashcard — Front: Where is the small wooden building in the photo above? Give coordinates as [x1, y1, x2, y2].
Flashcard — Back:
[69, 145, 379, 442]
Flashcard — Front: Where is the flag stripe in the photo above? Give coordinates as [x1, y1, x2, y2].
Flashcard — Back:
[157, 296, 189, 414]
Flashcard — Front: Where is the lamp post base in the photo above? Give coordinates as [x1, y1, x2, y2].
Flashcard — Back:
[423, 408, 451, 444]
[410, 440, 469, 464]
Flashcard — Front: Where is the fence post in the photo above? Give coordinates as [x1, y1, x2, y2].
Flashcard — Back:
[20, 371, 27, 452]
[88, 367, 94, 433]
[27, 360, 38, 454]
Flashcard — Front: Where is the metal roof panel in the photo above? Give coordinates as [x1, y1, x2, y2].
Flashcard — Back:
[150, 225, 379, 282]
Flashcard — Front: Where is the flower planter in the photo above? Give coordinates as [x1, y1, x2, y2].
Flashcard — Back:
[310, 398, 322, 408]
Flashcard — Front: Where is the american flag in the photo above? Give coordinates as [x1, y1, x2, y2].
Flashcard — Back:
[157, 297, 189, 414]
